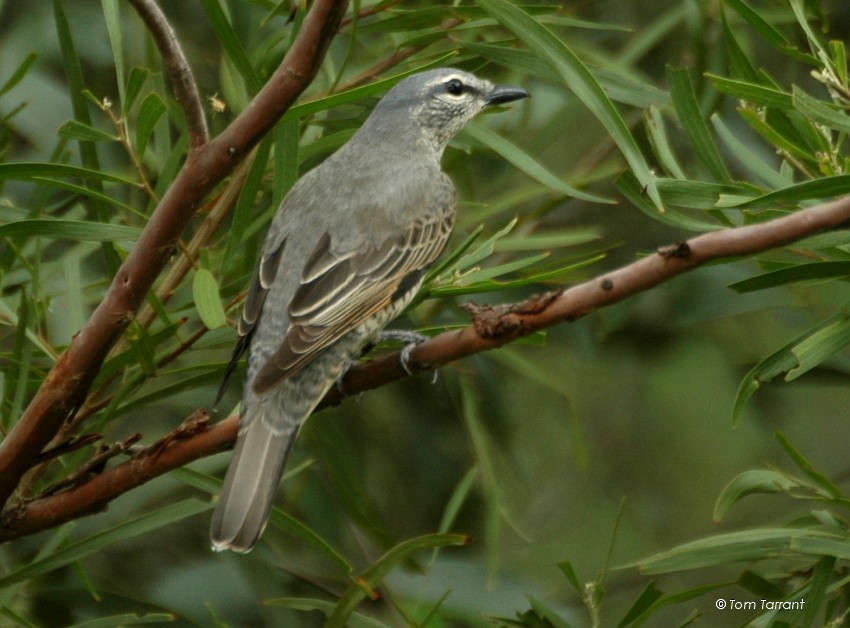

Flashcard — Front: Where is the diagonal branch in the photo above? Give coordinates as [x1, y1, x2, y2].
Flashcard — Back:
[3, 193, 850, 541]
[0, 0, 350, 511]
[128, 0, 209, 148]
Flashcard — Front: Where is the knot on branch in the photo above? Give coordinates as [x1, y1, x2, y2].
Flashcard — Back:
[139, 409, 212, 459]
[461, 289, 564, 339]
[657, 241, 692, 259]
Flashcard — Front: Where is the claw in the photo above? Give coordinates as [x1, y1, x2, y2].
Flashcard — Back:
[379, 330, 435, 381]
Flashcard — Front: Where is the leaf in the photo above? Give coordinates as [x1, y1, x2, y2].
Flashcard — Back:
[706, 74, 793, 109]
[733, 313, 850, 424]
[625, 528, 844, 574]
[266, 598, 389, 628]
[788, 313, 850, 380]
[192, 269, 228, 330]
[478, 0, 663, 211]
[326, 533, 468, 628]
[723, 0, 818, 65]
[666, 66, 731, 182]
[197, 0, 261, 92]
[463, 121, 612, 204]
[0, 51, 38, 98]
[58, 120, 118, 143]
[0, 219, 140, 242]
[710, 113, 790, 189]
[736, 174, 850, 208]
[617, 581, 664, 627]
[729, 261, 850, 293]
[135, 92, 167, 157]
[0, 500, 210, 588]
[644, 105, 687, 180]
[0, 162, 137, 186]
[713, 469, 801, 522]
[792, 85, 850, 134]
[775, 432, 844, 498]
[123, 67, 149, 114]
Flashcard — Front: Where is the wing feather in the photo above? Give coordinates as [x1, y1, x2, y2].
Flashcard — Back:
[252, 208, 453, 394]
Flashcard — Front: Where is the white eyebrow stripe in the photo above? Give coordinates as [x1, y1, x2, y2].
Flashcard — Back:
[422, 74, 467, 89]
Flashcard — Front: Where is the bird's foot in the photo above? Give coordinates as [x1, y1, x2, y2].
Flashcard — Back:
[378, 330, 436, 381]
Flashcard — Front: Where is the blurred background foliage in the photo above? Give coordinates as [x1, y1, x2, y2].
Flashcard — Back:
[3, 0, 850, 625]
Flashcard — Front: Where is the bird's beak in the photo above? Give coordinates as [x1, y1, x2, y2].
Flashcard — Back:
[486, 85, 529, 106]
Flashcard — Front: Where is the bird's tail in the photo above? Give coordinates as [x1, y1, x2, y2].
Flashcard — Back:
[210, 402, 295, 553]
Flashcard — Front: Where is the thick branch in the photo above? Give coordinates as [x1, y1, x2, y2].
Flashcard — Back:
[0, 0, 349, 510]
[4, 194, 850, 540]
[128, 0, 209, 148]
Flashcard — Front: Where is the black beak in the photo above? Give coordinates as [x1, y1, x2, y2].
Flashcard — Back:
[486, 85, 529, 106]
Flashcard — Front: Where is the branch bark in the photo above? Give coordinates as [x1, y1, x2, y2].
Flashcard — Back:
[3, 193, 850, 541]
[0, 0, 350, 510]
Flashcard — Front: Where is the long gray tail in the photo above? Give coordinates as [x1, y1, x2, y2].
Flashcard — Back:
[210, 403, 295, 553]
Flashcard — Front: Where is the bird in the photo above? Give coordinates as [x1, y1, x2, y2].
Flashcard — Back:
[210, 67, 528, 553]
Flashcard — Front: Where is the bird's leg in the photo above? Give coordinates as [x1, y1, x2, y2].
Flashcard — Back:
[378, 330, 434, 379]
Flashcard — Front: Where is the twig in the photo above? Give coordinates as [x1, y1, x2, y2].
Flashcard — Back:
[4, 193, 850, 540]
[127, 0, 209, 149]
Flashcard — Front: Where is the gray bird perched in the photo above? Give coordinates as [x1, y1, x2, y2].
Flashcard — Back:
[210, 68, 528, 553]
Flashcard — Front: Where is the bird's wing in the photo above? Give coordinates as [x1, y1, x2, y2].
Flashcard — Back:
[214, 232, 287, 405]
[251, 207, 454, 394]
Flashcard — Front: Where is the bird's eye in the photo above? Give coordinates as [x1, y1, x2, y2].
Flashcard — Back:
[445, 78, 465, 96]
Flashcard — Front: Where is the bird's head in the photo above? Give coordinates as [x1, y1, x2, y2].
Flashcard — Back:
[372, 68, 529, 153]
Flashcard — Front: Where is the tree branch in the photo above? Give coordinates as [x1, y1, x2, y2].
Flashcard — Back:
[127, 0, 209, 149]
[4, 194, 850, 541]
[0, 0, 350, 510]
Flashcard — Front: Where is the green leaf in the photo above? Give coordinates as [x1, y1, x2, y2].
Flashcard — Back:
[791, 85, 850, 134]
[0, 51, 38, 98]
[197, 0, 261, 92]
[644, 105, 687, 179]
[0, 162, 137, 186]
[707, 74, 793, 109]
[729, 261, 850, 293]
[0, 500, 210, 588]
[123, 67, 149, 114]
[788, 313, 850, 380]
[733, 313, 850, 424]
[736, 174, 850, 208]
[326, 533, 468, 628]
[464, 121, 612, 204]
[666, 66, 731, 183]
[775, 432, 844, 498]
[70, 612, 176, 627]
[0, 219, 140, 242]
[58, 119, 118, 143]
[723, 0, 818, 65]
[478, 0, 662, 211]
[626, 528, 844, 574]
[192, 269, 228, 330]
[713, 469, 801, 522]
[617, 581, 663, 627]
[135, 92, 167, 157]
[710, 113, 790, 189]
[266, 598, 388, 628]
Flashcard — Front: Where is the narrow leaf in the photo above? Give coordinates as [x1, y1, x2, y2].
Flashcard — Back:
[135, 92, 167, 157]
[666, 66, 731, 182]
[478, 0, 662, 211]
[193, 269, 228, 330]
[0, 500, 210, 588]
[0, 219, 140, 242]
[464, 121, 612, 203]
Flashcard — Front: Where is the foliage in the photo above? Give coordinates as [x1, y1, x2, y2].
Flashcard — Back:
[2, 0, 850, 626]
